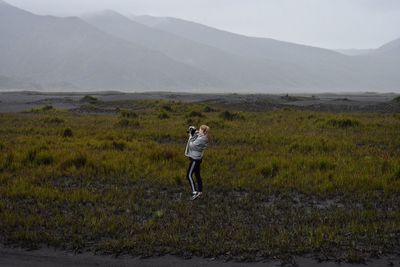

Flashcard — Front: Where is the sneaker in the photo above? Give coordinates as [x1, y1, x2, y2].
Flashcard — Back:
[191, 192, 202, 201]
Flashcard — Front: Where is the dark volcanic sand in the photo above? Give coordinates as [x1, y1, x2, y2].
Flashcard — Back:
[0, 90, 399, 113]
[1, 246, 399, 267]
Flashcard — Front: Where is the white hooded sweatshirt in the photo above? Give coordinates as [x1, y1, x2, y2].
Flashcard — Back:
[184, 131, 208, 160]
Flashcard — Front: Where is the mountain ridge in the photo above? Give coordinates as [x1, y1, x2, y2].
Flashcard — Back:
[0, 1, 220, 91]
[0, 1, 399, 92]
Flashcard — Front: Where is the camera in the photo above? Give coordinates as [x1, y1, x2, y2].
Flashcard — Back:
[186, 126, 197, 136]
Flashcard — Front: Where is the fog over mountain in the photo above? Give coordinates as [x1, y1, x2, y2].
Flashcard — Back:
[336, 49, 375, 56]
[0, 1, 399, 92]
[132, 15, 400, 91]
[6, 0, 400, 50]
[0, 1, 217, 91]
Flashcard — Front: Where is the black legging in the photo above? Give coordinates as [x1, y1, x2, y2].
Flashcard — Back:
[186, 158, 203, 193]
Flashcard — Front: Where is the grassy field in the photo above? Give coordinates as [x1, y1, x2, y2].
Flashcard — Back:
[1, 98, 400, 263]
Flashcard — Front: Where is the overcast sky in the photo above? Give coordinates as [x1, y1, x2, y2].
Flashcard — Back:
[5, 0, 400, 49]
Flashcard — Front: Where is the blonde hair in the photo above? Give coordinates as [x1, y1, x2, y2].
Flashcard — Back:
[200, 125, 210, 135]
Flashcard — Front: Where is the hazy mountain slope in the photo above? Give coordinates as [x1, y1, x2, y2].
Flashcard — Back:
[0, 2, 218, 91]
[336, 49, 374, 56]
[376, 38, 400, 54]
[0, 0, 398, 92]
[84, 11, 326, 91]
[351, 38, 400, 88]
[133, 15, 348, 65]
[0, 75, 40, 90]
[86, 11, 380, 92]
[83, 10, 218, 65]
[134, 15, 400, 91]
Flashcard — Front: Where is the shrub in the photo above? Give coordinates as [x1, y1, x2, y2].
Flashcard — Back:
[381, 160, 391, 174]
[393, 96, 400, 103]
[153, 210, 164, 218]
[63, 128, 73, 137]
[281, 94, 300, 101]
[260, 161, 279, 178]
[150, 148, 177, 161]
[186, 118, 199, 125]
[61, 153, 87, 170]
[203, 106, 217, 112]
[44, 117, 64, 124]
[307, 114, 316, 120]
[116, 119, 129, 127]
[25, 149, 37, 163]
[220, 110, 244, 121]
[112, 140, 126, 151]
[115, 119, 140, 128]
[153, 134, 173, 144]
[80, 95, 99, 104]
[289, 143, 313, 154]
[35, 152, 54, 165]
[158, 112, 169, 120]
[187, 111, 203, 117]
[391, 165, 400, 181]
[325, 118, 359, 128]
[31, 105, 54, 113]
[2, 153, 14, 170]
[174, 176, 183, 186]
[42, 105, 54, 111]
[162, 104, 173, 112]
[309, 159, 336, 171]
[119, 110, 138, 118]
[205, 119, 226, 129]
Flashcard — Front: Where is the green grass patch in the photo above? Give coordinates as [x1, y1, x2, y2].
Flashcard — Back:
[80, 95, 99, 104]
[219, 110, 244, 120]
[325, 118, 360, 128]
[0, 101, 399, 263]
[63, 128, 73, 137]
[30, 105, 54, 113]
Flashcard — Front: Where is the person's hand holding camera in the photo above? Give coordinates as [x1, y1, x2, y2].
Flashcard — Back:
[187, 126, 197, 137]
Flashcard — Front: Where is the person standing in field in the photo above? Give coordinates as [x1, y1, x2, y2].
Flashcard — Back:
[185, 125, 210, 200]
